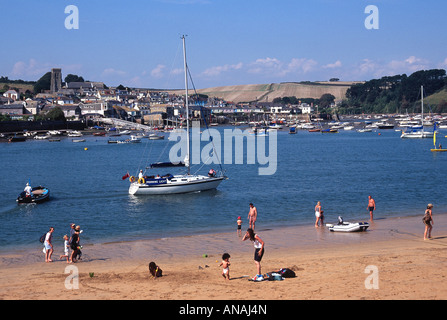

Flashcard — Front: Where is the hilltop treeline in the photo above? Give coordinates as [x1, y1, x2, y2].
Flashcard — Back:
[342, 69, 447, 114]
[0, 76, 35, 85]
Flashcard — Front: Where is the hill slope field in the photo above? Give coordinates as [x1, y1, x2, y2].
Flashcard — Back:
[195, 81, 362, 103]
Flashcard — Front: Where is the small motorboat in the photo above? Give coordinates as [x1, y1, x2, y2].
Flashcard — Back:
[17, 186, 50, 204]
[8, 136, 27, 142]
[130, 135, 142, 143]
[326, 216, 369, 232]
[148, 133, 164, 140]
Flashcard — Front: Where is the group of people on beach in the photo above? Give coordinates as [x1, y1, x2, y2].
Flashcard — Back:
[229, 197, 435, 281]
[314, 195, 377, 228]
[219, 203, 265, 281]
[42, 223, 83, 263]
[314, 196, 435, 240]
[40, 199, 436, 284]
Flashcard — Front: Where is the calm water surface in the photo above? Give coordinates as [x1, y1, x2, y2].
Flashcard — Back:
[1, 126, 446, 251]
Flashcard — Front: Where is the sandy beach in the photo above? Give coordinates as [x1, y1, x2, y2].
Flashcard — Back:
[1, 214, 446, 301]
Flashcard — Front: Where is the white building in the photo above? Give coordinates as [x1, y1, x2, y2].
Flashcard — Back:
[3, 89, 19, 101]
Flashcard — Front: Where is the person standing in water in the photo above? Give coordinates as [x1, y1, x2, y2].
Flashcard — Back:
[314, 201, 324, 227]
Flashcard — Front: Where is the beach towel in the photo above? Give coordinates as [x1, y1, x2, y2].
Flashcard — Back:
[248, 274, 265, 282]
[266, 272, 284, 281]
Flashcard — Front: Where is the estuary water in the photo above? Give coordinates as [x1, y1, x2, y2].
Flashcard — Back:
[0, 126, 446, 252]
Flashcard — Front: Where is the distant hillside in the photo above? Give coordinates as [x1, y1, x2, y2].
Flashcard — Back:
[424, 88, 447, 105]
[195, 81, 362, 103]
[0, 82, 34, 93]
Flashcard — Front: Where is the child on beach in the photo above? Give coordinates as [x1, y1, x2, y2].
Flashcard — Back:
[220, 253, 231, 281]
[148, 261, 163, 279]
[59, 235, 70, 263]
[237, 216, 242, 236]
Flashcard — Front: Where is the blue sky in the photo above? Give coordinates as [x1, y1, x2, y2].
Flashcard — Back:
[1, 0, 446, 89]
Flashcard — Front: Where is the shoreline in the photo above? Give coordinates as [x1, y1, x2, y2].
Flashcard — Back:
[1, 213, 446, 300]
[0, 210, 439, 256]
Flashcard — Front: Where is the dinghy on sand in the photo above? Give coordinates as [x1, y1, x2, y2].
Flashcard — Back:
[326, 216, 369, 232]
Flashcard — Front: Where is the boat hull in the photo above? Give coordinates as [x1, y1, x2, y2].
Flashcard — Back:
[401, 131, 434, 139]
[129, 176, 224, 195]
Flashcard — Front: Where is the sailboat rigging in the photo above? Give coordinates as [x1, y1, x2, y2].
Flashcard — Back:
[128, 35, 226, 195]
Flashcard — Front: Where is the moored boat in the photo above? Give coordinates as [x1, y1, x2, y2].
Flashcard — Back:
[401, 86, 435, 139]
[326, 216, 369, 232]
[128, 36, 225, 196]
[8, 136, 26, 142]
[148, 133, 164, 140]
[326, 221, 369, 232]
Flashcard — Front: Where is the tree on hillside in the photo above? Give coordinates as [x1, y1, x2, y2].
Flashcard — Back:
[64, 74, 85, 83]
[319, 93, 335, 108]
[344, 69, 447, 114]
[36, 106, 66, 121]
[33, 72, 51, 94]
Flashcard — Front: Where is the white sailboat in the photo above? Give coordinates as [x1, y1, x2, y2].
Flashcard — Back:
[128, 36, 225, 195]
[401, 86, 434, 139]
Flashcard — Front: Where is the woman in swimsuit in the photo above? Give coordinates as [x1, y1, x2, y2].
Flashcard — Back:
[423, 203, 434, 240]
[314, 201, 323, 227]
[242, 228, 265, 280]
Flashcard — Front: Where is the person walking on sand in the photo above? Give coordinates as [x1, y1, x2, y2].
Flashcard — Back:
[248, 203, 257, 230]
[314, 201, 324, 227]
[367, 195, 376, 221]
[423, 203, 434, 240]
[242, 228, 265, 280]
[220, 253, 231, 281]
[70, 228, 80, 263]
[59, 235, 70, 263]
[44, 227, 54, 262]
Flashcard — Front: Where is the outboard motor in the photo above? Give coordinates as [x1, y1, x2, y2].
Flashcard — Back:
[338, 216, 344, 225]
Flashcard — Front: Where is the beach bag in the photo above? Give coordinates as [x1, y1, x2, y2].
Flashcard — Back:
[279, 268, 296, 278]
[39, 233, 46, 243]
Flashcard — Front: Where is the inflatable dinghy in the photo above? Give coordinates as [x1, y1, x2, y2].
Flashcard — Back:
[326, 216, 369, 232]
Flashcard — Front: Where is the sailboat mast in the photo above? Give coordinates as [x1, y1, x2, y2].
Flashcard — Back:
[421, 85, 424, 125]
[182, 35, 190, 175]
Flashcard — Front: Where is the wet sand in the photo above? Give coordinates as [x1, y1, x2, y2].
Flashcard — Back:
[1, 214, 446, 300]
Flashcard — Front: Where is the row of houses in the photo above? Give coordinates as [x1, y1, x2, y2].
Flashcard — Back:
[0, 98, 314, 124]
[1, 79, 316, 123]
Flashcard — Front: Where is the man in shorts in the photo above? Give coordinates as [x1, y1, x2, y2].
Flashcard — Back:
[248, 203, 258, 230]
[367, 195, 376, 221]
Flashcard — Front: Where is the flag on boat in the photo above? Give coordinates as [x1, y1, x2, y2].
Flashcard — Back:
[122, 172, 130, 180]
